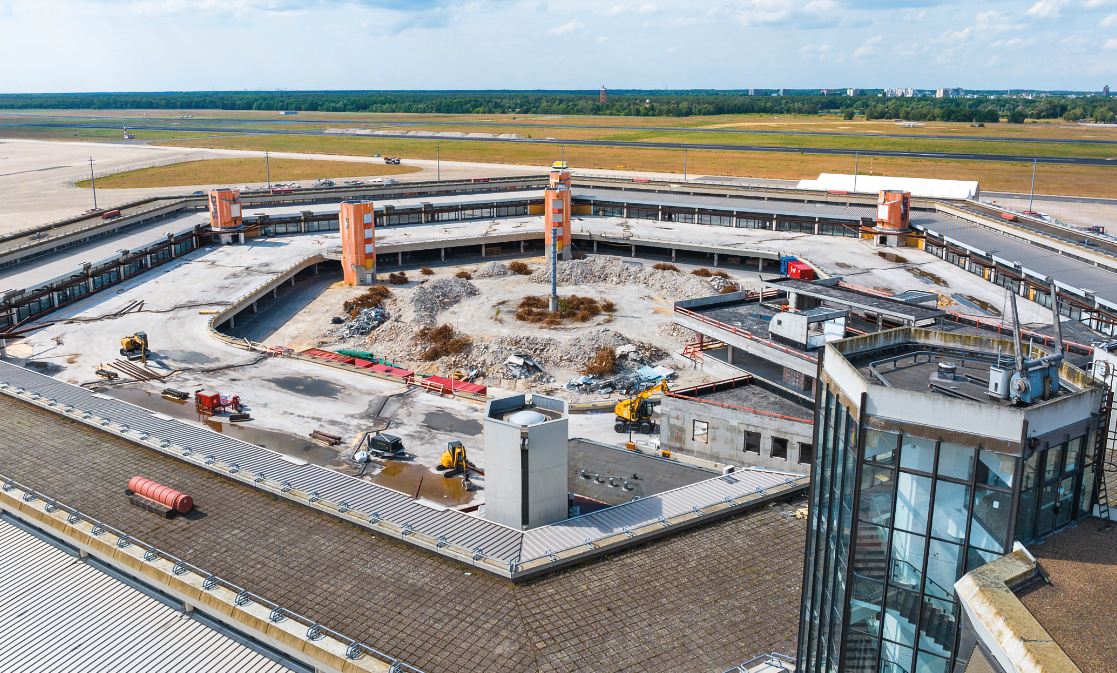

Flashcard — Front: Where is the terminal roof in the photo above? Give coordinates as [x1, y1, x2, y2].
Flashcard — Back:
[763, 278, 946, 324]
[0, 394, 806, 673]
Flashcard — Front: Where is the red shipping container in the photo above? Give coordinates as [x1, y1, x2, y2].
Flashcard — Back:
[788, 262, 815, 281]
[371, 364, 391, 373]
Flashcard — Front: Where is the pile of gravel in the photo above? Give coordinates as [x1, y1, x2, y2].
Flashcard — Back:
[526, 257, 738, 300]
[471, 261, 513, 279]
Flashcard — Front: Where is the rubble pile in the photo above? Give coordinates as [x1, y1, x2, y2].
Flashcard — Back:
[471, 261, 513, 278]
[396, 277, 480, 327]
[330, 307, 389, 338]
[526, 257, 739, 300]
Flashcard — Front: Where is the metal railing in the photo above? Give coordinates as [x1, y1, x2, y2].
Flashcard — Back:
[721, 651, 796, 673]
[0, 475, 423, 673]
[673, 305, 818, 364]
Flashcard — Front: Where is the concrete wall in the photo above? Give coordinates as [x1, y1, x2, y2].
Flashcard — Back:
[482, 420, 527, 530]
[660, 395, 814, 471]
[526, 419, 570, 529]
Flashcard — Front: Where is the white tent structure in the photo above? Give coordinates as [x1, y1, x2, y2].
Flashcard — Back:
[797, 173, 979, 200]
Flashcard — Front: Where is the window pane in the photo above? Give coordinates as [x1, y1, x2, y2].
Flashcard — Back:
[915, 650, 950, 673]
[884, 586, 919, 647]
[1065, 437, 1083, 473]
[971, 487, 1011, 552]
[966, 547, 1000, 572]
[849, 577, 884, 635]
[859, 464, 896, 526]
[900, 435, 936, 473]
[1056, 476, 1076, 527]
[853, 522, 890, 582]
[1022, 452, 1041, 490]
[925, 539, 963, 600]
[1016, 487, 1037, 543]
[1079, 467, 1097, 519]
[937, 442, 975, 481]
[931, 481, 969, 542]
[895, 473, 933, 535]
[890, 530, 926, 591]
[881, 638, 915, 672]
[918, 596, 957, 654]
[1043, 444, 1065, 482]
[844, 631, 880, 673]
[976, 450, 1016, 490]
[865, 429, 898, 465]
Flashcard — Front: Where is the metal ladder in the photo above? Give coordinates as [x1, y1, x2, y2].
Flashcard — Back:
[1095, 365, 1117, 530]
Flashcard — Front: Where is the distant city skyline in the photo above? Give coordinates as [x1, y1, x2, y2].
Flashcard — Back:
[0, 1, 1114, 93]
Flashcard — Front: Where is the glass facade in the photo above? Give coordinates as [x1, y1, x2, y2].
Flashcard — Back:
[798, 381, 1101, 673]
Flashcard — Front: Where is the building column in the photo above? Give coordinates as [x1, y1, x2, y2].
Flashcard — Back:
[713, 253, 719, 267]
[631, 244, 636, 257]
[624, 204, 629, 218]
[1, 338, 6, 359]
[671, 248, 676, 262]
[251, 301, 258, 314]
[727, 345, 734, 362]
[273, 287, 278, 299]
[758, 257, 764, 271]
[290, 276, 295, 287]
[398, 251, 403, 265]
[593, 240, 598, 253]
[771, 218, 778, 231]
[659, 205, 665, 221]
[314, 263, 319, 276]
[481, 245, 486, 258]
[229, 315, 235, 329]
[814, 217, 820, 235]
[696, 333, 704, 346]
[440, 248, 445, 261]
[521, 240, 525, 253]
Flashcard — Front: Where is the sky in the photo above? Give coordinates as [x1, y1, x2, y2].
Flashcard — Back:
[0, 0, 1113, 93]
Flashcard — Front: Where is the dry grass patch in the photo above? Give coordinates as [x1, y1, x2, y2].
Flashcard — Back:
[653, 263, 680, 272]
[691, 268, 713, 278]
[387, 272, 408, 285]
[514, 295, 611, 326]
[342, 285, 392, 316]
[414, 323, 471, 361]
[455, 270, 473, 280]
[583, 348, 619, 377]
[75, 156, 420, 189]
[508, 261, 532, 275]
[420, 267, 434, 276]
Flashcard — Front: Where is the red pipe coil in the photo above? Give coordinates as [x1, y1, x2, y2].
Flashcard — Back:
[128, 477, 193, 513]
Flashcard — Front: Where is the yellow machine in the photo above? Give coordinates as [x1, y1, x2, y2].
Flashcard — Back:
[438, 440, 484, 479]
[614, 380, 669, 435]
[119, 332, 150, 361]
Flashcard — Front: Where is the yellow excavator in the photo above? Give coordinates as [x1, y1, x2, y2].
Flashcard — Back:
[438, 440, 485, 479]
[614, 380, 669, 435]
[119, 332, 150, 361]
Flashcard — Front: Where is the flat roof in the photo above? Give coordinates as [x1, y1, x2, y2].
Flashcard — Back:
[688, 384, 814, 422]
[0, 393, 807, 673]
[1016, 522, 1117, 673]
[567, 438, 716, 505]
[0, 360, 802, 571]
[0, 518, 296, 673]
[764, 278, 946, 323]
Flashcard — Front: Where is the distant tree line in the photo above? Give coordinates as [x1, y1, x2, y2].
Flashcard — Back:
[0, 91, 1114, 123]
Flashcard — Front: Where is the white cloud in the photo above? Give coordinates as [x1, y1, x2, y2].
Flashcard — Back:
[853, 35, 882, 57]
[639, 3, 658, 12]
[547, 18, 583, 35]
[1101, 12, 1117, 26]
[600, 4, 631, 16]
[665, 46, 676, 52]
[1026, 0, 1066, 17]
[596, 35, 610, 42]
[1105, 37, 1117, 49]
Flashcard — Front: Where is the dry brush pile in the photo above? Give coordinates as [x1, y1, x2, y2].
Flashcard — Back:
[514, 295, 616, 327]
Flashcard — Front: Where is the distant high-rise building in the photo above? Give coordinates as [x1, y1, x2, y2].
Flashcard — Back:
[847, 88, 862, 97]
[778, 88, 786, 96]
[821, 88, 832, 95]
[936, 88, 963, 99]
[748, 89, 758, 96]
[1104, 85, 1111, 97]
[599, 86, 607, 103]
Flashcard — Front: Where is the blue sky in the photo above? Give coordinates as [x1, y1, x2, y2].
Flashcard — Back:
[0, 0, 1112, 93]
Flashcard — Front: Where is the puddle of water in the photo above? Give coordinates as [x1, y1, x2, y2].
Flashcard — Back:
[160, 350, 220, 365]
[102, 387, 342, 467]
[267, 376, 340, 398]
[955, 294, 1003, 317]
[422, 410, 482, 436]
[835, 262, 853, 269]
[906, 267, 948, 287]
[876, 251, 910, 264]
[372, 461, 474, 506]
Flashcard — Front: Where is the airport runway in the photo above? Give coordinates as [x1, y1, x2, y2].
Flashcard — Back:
[7, 112, 1117, 146]
[4, 119, 1116, 166]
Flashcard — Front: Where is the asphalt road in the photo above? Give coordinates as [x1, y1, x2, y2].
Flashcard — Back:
[7, 112, 1117, 146]
[5, 119, 1116, 166]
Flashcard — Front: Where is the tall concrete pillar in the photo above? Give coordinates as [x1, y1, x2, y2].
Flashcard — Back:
[631, 244, 636, 257]
[251, 302, 258, 314]
[273, 287, 278, 298]
[671, 248, 676, 262]
[314, 263, 319, 276]
[771, 218, 778, 231]
[713, 253, 719, 267]
[593, 240, 598, 253]
[440, 248, 445, 261]
[290, 276, 295, 286]
[520, 240, 525, 253]
[229, 315, 235, 329]
[238, 233, 245, 244]
[398, 251, 403, 265]
[481, 245, 486, 258]
[727, 345, 734, 362]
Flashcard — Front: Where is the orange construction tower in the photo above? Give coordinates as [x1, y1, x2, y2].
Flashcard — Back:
[208, 189, 242, 230]
[544, 162, 572, 263]
[869, 190, 912, 247]
[340, 200, 376, 285]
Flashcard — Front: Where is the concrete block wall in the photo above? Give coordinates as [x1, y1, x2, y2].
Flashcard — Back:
[661, 395, 814, 471]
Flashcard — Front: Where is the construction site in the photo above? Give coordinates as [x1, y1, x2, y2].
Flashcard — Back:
[2, 140, 1117, 673]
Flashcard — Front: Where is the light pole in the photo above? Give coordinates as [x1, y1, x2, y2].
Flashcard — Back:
[265, 150, 271, 190]
[436, 143, 440, 181]
[89, 157, 97, 210]
[1027, 158, 1037, 213]
[683, 145, 688, 182]
[853, 152, 859, 193]
[549, 225, 561, 312]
